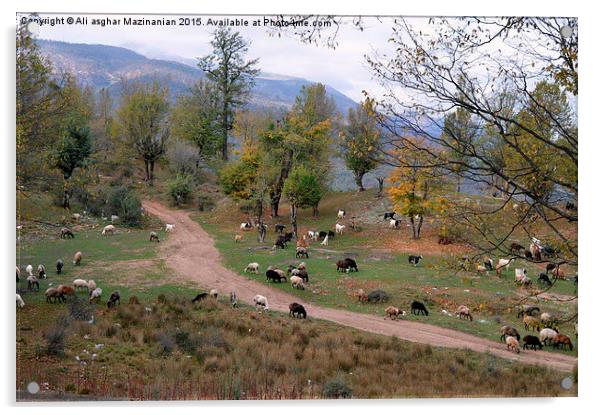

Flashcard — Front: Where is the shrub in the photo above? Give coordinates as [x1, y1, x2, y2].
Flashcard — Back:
[42, 316, 70, 356]
[108, 186, 142, 226]
[322, 376, 352, 399]
[197, 193, 215, 211]
[68, 296, 95, 321]
[167, 173, 194, 206]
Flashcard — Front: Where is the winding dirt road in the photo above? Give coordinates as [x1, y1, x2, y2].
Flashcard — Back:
[143, 201, 577, 373]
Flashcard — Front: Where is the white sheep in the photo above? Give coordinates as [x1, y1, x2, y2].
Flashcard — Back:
[253, 294, 269, 310]
[290, 276, 305, 290]
[244, 262, 260, 274]
[26, 264, 33, 276]
[26, 275, 39, 291]
[102, 224, 116, 236]
[110, 215, 119, 223]
[335, 223, 346, 235]
[87, 279, 97, 293]
[321, 234, 329, 246]
[540, 312, 558, 328]
[89, 287, 103, 303]
[539, 328, 559, 346]
[73, 279, 88, 290]
[37, 264, 46, 279]
[209, 289, 218, 299]
[505, 335, 520, 354]
[165, 223, 175, 232]
[16, 293, 25, 308]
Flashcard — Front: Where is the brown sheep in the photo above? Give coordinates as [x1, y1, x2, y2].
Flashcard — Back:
[73, 251, 83, 266]
[57, 284, 75, 296]
[553, 334, 574, 351]
[523, 315, 542, 332]
[45, 288, 66, 303]
[455, 305, 473, 321]
[505, 336, 521, 354]
[384, 306, 406, 320]
[234, 234, 243, 243]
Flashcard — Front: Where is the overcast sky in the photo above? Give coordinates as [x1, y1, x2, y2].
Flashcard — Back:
[26, 14, 406, 102]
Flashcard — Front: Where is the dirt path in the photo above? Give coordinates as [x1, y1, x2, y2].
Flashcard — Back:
[143, 201, 577, 373]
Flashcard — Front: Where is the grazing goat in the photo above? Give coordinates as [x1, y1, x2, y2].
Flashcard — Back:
[209, 289, 218, 299]
[484, 258, 494, 271]
[530, 243, 542, 261]
[506, 336, 521, 354]
[538, 273, 552, 286]
[266, 269, 286, 283]
[73, 251, 82, 266]
[389, 219, 402, 229]
[244, 262, 260, 274]
[253, 294, 269, 310]
[46, 288, 66, 303]
[275, 224, 286, 234]
[27, 275, 39, 291]
[523, 315, 541, 332]
[289, 302, 307, 319]
[384, 306, 406, 320]
[522, 335, 543, 350]
[408, 255, 423, 267]
[230, 291, 237, 308]
[455, 305, 473, 321]
[89, 288, 103, 304]
[16, 294, 25, 308]
[335, 223, 346, 235]
[320, 235, 329, 246]
[107, 291, 121, 308]
[149, 231, 160, 242]
[102, 225, 116, 236]
[191, 293, 208, 303]
[283, 232, 294, 243]
[296, 246, 309, 258]
[496, 258, 513, 275]
[553, 334, 573, 351]
[57, 284, 75, 296]
[546, 263, 557, 274]
[476, 264, 488, 274]
[273, 235, 287, 249]
[239, 222, 253, 232]
[337, 210, 346, 219]
[500, 326, 520, 342]
[56, 259, 63, 274]
[411, 301, 429, 316]
[552, 266, 566, 280]
[383, 212, 396, 220]
[319, 230, 335, 239]
[87, 279, 97, 293]
[234, 234, 243, 243]
[539, 328, 558, 346]
[523, 250, 533, 259]
[540, 313, 559, 329]
[166, 224, 175, 232]
[60, 227, 74, 239]
[307, 230, 318, 241]
[515, 268, 527, 281]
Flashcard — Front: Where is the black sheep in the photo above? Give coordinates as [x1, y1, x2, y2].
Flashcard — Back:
[383, 212, 396, 220]
[56, 259, 63, 274]
[289, 302, 307, 319]
[107, 291, 121, 308]
[266, 269, 285, 283]
[273, 236, 287, 249]
[275, 224, 286, 234]
[522, 335, 543, 350]
[538, 273, 552, 286]
[283, 232, 294, 243]
[191, 292, 209, 303]
[411, 301, 429, 316]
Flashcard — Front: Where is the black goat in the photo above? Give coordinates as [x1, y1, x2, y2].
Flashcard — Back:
[411, 301, 429, 316]
[289, 302, 307, 319]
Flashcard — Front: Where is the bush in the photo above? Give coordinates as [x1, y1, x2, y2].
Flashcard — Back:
[108, 186, 142, 226]
[42, 316, 70, 356]
[197, 193, 215, 211]
[167, 173, 194, 206]
[322, 376, 352, 399]
[68, 296, 95, 321]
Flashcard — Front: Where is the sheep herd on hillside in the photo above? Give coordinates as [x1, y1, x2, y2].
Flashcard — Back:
[17, 206, 576, 359]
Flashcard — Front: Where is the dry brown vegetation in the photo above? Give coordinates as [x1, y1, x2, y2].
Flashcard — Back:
[17, 295, 575, 400]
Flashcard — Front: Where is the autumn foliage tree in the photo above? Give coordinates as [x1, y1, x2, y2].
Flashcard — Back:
[283, 165, 325, 238]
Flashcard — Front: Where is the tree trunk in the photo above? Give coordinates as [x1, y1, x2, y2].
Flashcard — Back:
[290, 204, 298, 240]
[377, 177, 385, 197]
[221, 103, 229, 161]
[62, 181, 70, 209]
[270, 193, 280, 218]
[410, 215, 423, 239]
[312, 205, 319, 217]
[456, 176, 461, 193]
[255, 198, 266, 243]
[270, 149, 293, 217]
[355, 172, 365, 192]
[144, 160, 150, 182]
[149, 159, 155, 186]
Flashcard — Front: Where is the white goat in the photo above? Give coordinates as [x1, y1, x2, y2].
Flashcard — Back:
[165, 223, 175, 232]
[337, 210, 346, 219]
[244, 262, 260, 274]
[321, 234, 329, 246]
[335, 223, 346, 235]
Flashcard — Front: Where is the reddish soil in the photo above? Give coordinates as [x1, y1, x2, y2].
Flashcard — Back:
[142, 200, 577, 373]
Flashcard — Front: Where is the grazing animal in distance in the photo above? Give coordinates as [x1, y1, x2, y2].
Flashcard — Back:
[496, 258, 513, 275]
[37, 264, 46, 279]
[307, 230, 318, 241]
[253, 294, 269, 310]
[191, 293, 209, 303]
[383, 212, 395, 220]
[546, 263, 557, 274]
[505, 336, 520, 354]
[230, 291, 237, 308]
[539, 328, 558, 346]
[522, 335, 543, 350]
[87, 279, 96, 294]
[149, 231, 160, 242]
[46, 288, 66, 303]
[57, 284, 75, 296]
[60, 227, 74, 239]
[296, 246, 309, 258]
[283, 232, 294, 243]
[411, 301, 429, 316]
[55, 259, 63, 274]
[389, 219, 402, 229]
[266, 269, 286, 283]
[516, 305, 540, 318]
[234, 234, 243, 243]
[337, 210, 346, 219]
[102, 225, 116, 236]
[73, 279, 88, 290]
[16, 294, 25, 308]
[239, 222, 253, 232]
[335, 223, 346, 235]
[500, 325, 520, 342]
[89, 288, 103, 304]
[538, 273, 552, 286]
[336, 258, 358, 272]
[320, 234, 329, 246]
[455, 305, 473, 321]
[530, 242, 542, 261]
[523, 249, 533, 259]
[289, 302, 307, 319]
[107, 291, 121, 308]
[27, 275, 39, 291]
[209, 289, 218, 299]
[408, 255, 423, 267]
[510, 242, 525, 253]
[275, 224, 286, 234]
[553, 334, 573, 351]
[483, 258, 494, 271]
[244, 262, 260, 274]
[273, 235, 287, 249]
[290, 276, 305, 290]
[367, 290, 389, 303]
[73, 251, 83, 266]
[523, 315, 541, 331]
[165, 223, 175, 232]
[355, 289, 368, 303]
[384, 306, 406, 320]
[296, 236, 309, 248]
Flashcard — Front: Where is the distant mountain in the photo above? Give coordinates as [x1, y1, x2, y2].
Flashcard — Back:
[36, 39, 357, 114]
